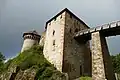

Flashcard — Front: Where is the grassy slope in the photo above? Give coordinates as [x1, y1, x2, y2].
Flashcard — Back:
[4, 45, 66, 80]
[3, 45, 92, 80]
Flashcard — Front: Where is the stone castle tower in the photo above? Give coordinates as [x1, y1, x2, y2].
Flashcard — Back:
[21, 8, 92, 80]
[21, 30, 41, 52]
[43, 8, 91, 79]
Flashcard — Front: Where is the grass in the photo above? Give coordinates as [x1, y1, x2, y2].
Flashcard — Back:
[3, 45, 66, 80]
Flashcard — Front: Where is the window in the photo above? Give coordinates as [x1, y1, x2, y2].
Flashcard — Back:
[70, 28, 72, 33]
[54, 17, 56, 21]
[77, 21, 78, 25]
[53, 30, 55, 36]
[75, 28, 78, 32]
[52, 40, 55, 51]
[53, 40, 55, 45]
[80, 65, 82, 75]
[70, 14, 72, 18]
[60, 15, 62, 18]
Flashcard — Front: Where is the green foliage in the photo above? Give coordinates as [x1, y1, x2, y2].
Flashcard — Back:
[4, 59, 13, 70]
[80, 77, 92, 80]
[6, 45, 45, 70]
[0, 52, 5, 62]
[4, 45, 66, 80]
[111, 53, 120, 73]
[0, 52, 5, 73]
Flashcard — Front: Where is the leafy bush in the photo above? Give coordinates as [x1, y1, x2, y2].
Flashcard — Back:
[111, 53, 120, 73]
[0, 52, 5, 73]
[80, 77, 92, 80]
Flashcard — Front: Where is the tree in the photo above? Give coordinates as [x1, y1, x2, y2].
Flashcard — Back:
[0, 52, 5, 61]
[0, 52, 5, 72]
[111, 53, 120, 73]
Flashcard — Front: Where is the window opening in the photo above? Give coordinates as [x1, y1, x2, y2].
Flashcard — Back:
[53, 30, 55, 36]
[75, 28, 78, 32]
[53, 40, 55, 45]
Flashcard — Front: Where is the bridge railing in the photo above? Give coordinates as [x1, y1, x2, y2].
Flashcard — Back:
[75, 21, 120, 37]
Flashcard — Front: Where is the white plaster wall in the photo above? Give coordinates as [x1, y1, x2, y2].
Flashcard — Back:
[21, 38, 38, 52]
[43, 12, 66, 72]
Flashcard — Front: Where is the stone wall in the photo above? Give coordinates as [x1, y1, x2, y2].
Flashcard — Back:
[43, 12, 66, 72]
[43, 10, 91, 80]
[91, 31, 115, 80]
[39, 31, 46, 47]
[21, 34, 39, 52]
[62, 12, 91, 79]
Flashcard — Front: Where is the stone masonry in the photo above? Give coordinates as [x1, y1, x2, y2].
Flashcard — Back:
[91, 32, 106, 80]
[20, 8, 116, 80]
[63, 11, 91, 79]
[21, 30, 41, 52]
[91, 31, 115, 80]
[43, 8, 91, 80]
[43, 11, 66, 72]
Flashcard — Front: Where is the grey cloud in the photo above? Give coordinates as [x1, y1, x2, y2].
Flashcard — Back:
[0, 0, 120, 58]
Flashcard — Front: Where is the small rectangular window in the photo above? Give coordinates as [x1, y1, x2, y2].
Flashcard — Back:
[70, 14, 72, 18]
[53, 30, 55, 36]
[52, 40, 55, 51]
[53, 40, 55, 45]
[60, 15, 62, 18]
[80, 65, 82, 76]
[54, 17, 56, 21]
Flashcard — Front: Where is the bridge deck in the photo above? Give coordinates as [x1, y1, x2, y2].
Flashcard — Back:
[74, 21, 120, 41]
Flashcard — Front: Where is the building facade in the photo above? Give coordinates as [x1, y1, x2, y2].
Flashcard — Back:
[21, 8, 92, 80]
[43, 8, 91, 79]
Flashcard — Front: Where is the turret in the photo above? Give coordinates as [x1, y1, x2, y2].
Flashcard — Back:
[21, 30, 41, 52]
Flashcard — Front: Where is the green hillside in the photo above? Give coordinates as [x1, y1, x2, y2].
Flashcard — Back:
[1, 45, 66, 80]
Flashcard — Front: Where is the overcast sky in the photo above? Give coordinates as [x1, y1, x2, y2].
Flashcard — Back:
[0, 0, 120, 59]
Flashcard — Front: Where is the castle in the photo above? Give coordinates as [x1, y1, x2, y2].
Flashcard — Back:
[21, 8, 116, 80]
